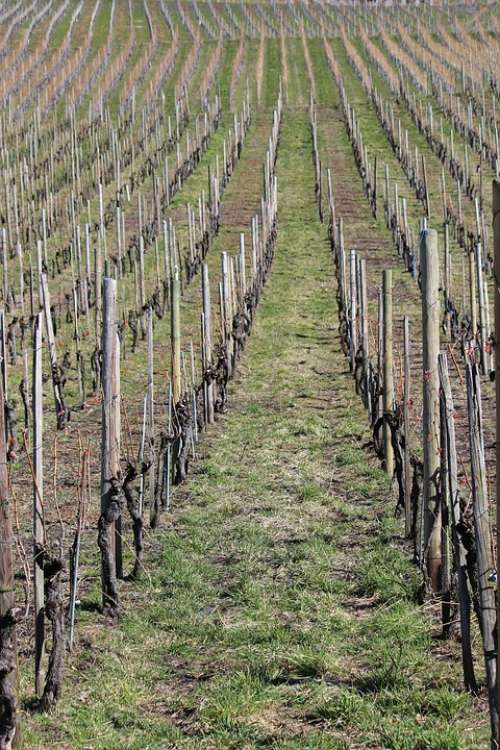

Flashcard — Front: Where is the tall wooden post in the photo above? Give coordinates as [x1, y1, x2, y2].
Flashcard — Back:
[475, 240, 491, 374]
[32, 312, 44, 696]
[359, 259, 370, 416]
[469, 246, 478, 338]
[420, 229, 441, 592]
[100, 278, 121, 616]
[171, 268, 181, 404]
[0, 327, 18, 745]
[40, 273, 66, 427]
[146, 308, 157, 528]
[466, 362, 498, 742]
[403, 316, 412, 537]
[349, 251, 358, 374]
[202, 263, 214, 424]
[383, 270, 394, 476]
[493, 178, 500, 747]
[239, 233, 246, 300]
[439, 353, 476, 693]
[444, 222, 451, 337]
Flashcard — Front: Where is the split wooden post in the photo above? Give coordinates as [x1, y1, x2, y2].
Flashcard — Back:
[422, 155, 430, 220]
[469, 246, 478, 339]
[359, 259, 370, 416]
[493, 178, 500, 744]
[0, 330, 18, 746]
[95, 236, 103, 343]
[239, 233, 246, 300]
[40, 273, 66, 428]
[377, 287, 383, 423]
[420, 229, 441, 592]
[439, 353, 477, 693]
[382, 269, 394, 476]
[337, 218, 346, 311]
[327, 168, 335, 228]
[146, 308, 157, 529]
[100, 278, 121, 616]
[403, 316, 412, 537]
[475, 240, 491, 374]
[349, 251, 358, 374]
[32, 312, 44, 696]
[171, 267, 181, 404]
[0, 311, 7, 402]
[202, 263, 214, 424]
[221, 252, 233, 377]
[466, 362, 498, 742]
[443, 222, 451, 337]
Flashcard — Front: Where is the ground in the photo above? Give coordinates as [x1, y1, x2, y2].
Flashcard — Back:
[24, 107, 486, 750]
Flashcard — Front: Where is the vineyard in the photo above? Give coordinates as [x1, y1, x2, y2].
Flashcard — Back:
[0, 0, 499, 748]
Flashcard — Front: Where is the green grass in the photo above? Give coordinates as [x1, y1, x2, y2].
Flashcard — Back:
[22, 103, 485, 749]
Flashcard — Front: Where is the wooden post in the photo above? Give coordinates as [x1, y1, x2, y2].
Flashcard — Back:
[0, 324, 18, 746]
[439, 353, 477, 693]
[147, 308, 157, 529]
[466, 362, 498, 742]
[469, 246, 478, 339]
[475, 240, 491, 374]
[189, 341, 198, 449]
[349, 251, 358, 374]
[221, 252, 233, 377]
[32, 312, 44, 696]
[444, 222, 451, 337]
[438, 357, 452, 636]
[403, 316, 412, 537]
[420, 229, 441, 592]
[338, 218, 346, 310]
[239, 233, 246, 300]
[494, 178, 500, 745]
[422, 155, 430, 220]
[165, 383, 172, 511]
[139, 396, 147, 519]
[171, 268, 181, 404]
[139, 236, 146, 309]
[377, 287, 383, 425]
[383, 270, 394, 476]
[327, 168, 335, 228]
[202, 263, 214, 424]
[99, 278, 121, 617]
[359, 259, 370, 415]
[41, 273, 66, 428]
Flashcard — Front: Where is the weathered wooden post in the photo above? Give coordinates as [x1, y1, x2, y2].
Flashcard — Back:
[439, 353, 476, 693]
[99, 278, 121, 618]
[383, 269, 394, 476]
[146, 308, 157, 529]
[0, 334, 19, 746]
[403, 316, 412, 537]
[32, 312, 44, 697]
[349, 251, 358, 374]
[202, 263, 214, 424]
[466, 361, 498, 743]
[420, 229, 441, 592]
[171, 267, 181, 404]
[475, 240, 492, 374]
[469, 246, 478, 339]
[359, 259, 370, 416]
[239, 233, 246, 300]
[422, 155, 430, 220]
[493, 178, 500, 746]
[327, 168, 335, 228]
[443, 222, 451, 337]
[221, 252, 233, 377]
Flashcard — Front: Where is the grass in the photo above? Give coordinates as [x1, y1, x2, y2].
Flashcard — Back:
[22, 95, 485, 748]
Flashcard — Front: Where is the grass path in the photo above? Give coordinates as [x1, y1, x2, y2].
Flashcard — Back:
[25, 108, 485, 749]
